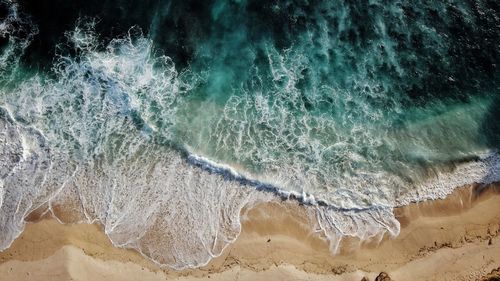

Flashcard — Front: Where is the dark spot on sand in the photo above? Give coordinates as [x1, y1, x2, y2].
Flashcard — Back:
[375, 272, 392, 281]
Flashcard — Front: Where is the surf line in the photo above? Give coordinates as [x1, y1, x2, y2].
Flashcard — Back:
[185, 152, 393, 213]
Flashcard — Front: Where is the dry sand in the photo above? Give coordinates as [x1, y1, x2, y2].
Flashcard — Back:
[0, 183, 499, 281]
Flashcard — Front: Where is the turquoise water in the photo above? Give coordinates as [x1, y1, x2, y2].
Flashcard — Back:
[0, 0, 499, 268]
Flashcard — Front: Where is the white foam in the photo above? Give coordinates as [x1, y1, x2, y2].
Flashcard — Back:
[0, 17, 498, 270]
[0, 1, 38, 81]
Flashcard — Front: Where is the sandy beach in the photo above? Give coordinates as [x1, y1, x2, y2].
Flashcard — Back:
[0, 183, 499, 281]
[2, 0, 500, 280]
[2, 1, 499, 280]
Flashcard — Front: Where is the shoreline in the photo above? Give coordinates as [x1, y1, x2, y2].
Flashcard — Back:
[0, 183, 499, 280]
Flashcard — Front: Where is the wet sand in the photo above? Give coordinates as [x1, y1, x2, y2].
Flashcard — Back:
[0, 183, 499, 281]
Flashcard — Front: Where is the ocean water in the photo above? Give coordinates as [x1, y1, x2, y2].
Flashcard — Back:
[0, 0, 499, 269]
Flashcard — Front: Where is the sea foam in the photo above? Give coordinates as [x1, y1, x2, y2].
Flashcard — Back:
[0, 0, 499, 270]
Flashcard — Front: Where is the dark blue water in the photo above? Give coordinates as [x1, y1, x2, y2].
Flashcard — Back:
[0, 0, 498, 269]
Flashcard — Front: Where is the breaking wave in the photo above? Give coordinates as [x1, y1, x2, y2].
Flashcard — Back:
[0, 0, 499, 269]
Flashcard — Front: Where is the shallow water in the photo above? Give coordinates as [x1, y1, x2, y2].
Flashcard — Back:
[0, 0, 499, 269]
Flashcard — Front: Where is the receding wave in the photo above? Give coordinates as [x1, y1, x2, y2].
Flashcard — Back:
[0, 0, 499, 269]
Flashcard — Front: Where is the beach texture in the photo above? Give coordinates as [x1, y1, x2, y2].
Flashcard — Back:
[1, 0, 499, 278]
[1, 183, 499, 281]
